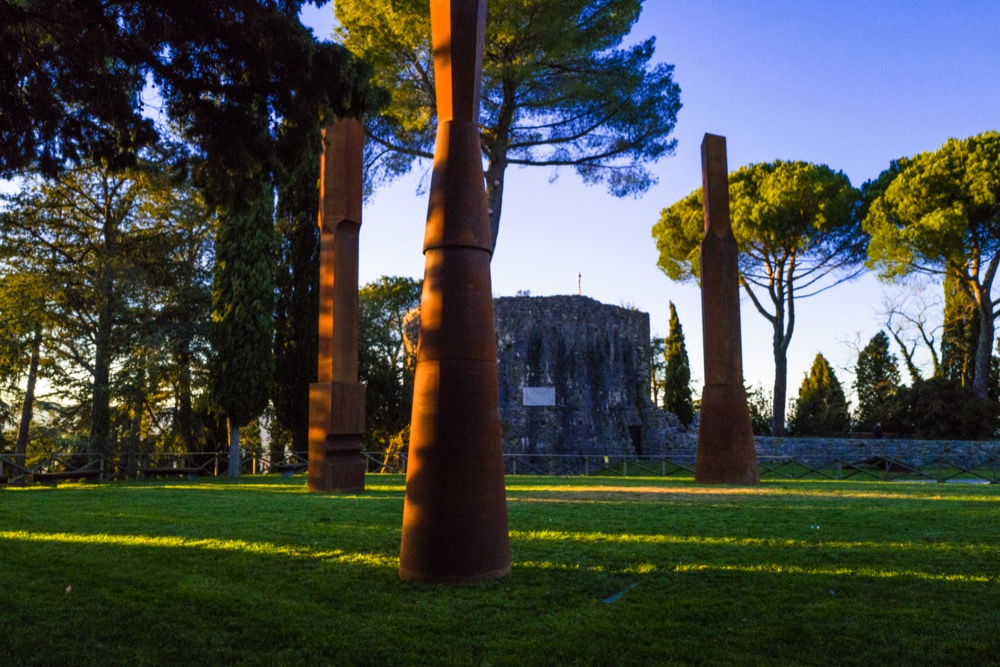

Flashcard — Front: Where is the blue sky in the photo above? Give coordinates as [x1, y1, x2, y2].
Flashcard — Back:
[303, 1, 1000, 403]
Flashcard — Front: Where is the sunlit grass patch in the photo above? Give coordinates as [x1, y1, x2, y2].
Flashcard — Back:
[0, 529, 387, 563]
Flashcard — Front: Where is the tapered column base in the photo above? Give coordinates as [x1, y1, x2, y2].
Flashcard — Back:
[307, 381, 367, 493]
[399, 358, 511, 583]
[696, 383, 759, 485]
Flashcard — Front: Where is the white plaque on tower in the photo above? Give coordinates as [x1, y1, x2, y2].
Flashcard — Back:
[522, 387, 556, 407]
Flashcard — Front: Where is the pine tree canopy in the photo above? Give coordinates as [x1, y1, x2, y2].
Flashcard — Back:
[864, 131, 1000, 399]
[653, 159, 863, 436]
[333, 0, 681, 249]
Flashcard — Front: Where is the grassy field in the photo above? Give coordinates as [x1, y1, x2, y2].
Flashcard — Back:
[2, 474, 999, 666]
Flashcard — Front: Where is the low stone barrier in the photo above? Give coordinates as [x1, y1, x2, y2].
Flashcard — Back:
[667, 436, 1000, 469]
[757, 437, 1000, 468]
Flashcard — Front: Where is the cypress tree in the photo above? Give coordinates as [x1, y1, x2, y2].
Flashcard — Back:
[272, 216, 318, 461]
[663, 302, 694, 429]
[272, 137, 320, 462]
[853, 331, 901, 431]
[210, 176, 276, 477]
[789, 353, 850, 436]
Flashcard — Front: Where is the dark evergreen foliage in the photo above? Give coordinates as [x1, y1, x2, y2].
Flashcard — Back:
[272, 142, 321, 460]
[0, 0, 381, 179]
[663, 302, 693, 429]
[788, 353, 850, 436]
[853, 331, 901, 432]
[209, 177, 276, 432]
[889, 377, 1000, 440]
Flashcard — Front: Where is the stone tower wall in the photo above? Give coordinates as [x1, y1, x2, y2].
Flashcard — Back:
[404, 295, 681, 456]
[493, 296, 674, 457]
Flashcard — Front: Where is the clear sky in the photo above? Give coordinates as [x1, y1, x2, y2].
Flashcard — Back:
[302, 1, 1000, 404]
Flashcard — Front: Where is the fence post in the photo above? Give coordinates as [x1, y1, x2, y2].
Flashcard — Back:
[623, 459, 628, 477]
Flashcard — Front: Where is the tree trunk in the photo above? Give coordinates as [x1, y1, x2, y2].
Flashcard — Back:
[125, 385, 143, 479]
[485, 156, 507, 254]
[291, 423, 307, 461]
[887, 328, 923, 384]
[227, 417, 241, 478]
[89, 297, 114, 463]
[972, 301, 994, 400]
[176, 343, 195, 453]
[771, 272, 795, 437]
[771, 332, 788, 437]
[12, 327, 42, 486]
[483, 85, 516, 254]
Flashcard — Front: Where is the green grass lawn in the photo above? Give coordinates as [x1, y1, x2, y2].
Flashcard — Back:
[2, 475, 999, 666]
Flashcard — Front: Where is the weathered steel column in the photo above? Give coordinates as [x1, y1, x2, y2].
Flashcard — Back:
[696, 133, 759, 485]
[308, 118, 367, 493]
[399, 0, 511, 582]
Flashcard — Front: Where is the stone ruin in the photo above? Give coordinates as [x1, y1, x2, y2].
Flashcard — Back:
[406, 294, 687, 458]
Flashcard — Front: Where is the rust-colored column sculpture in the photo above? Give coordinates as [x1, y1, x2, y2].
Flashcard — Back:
[696, 134, 759, 485]
[398, 0, 511, 582]
[308, 118, 367, 493]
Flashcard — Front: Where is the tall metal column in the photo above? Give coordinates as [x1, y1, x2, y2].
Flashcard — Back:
[308, 118, 367, 493]
[696, 133, 759, 485]
[399, 0, 511, 583]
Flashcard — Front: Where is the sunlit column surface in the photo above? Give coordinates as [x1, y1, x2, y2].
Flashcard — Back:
[307, 118, 367, 493]
[399, 0, 511, 582]
[696, 133, 759, 485]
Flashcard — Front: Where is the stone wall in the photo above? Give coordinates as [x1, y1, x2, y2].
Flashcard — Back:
[668, 436, 1000, 468]
[493, 295, 679, 457]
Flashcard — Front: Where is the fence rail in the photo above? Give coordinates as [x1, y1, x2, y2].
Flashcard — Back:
[1, 451, 998, 485]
